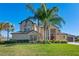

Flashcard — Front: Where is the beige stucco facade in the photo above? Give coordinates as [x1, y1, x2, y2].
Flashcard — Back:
[12, 33, 29, 40]
[12, 18, 76, 42]
[12, 31, 39, 41]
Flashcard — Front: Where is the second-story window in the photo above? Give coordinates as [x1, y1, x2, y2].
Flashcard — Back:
[24, 27, 31, 32]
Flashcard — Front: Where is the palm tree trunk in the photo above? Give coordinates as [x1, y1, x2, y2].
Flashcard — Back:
[7, 30, 9, 41]
[48, 28, 50, 40]
[0, 30, 1, 36]
[0, 30, 1, 42]
[44, 25, 46, 41]
[45, 21, 49, 41]
[48, 25, 51, 40]
[37, 19, 39, 42]
[44, 23, 47, 42]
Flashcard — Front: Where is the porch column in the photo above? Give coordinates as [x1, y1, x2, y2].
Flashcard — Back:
[73, 37, 75, 42]
[49, 29, 51, 40]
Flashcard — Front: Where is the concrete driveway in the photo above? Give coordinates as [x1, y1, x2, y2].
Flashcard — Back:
[68, 42, 79, 45]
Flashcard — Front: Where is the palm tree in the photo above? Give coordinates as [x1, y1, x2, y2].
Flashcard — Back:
[0, 23, 4, 42]
[3, 23, 14, 41]
[0, 23, 3, 36]
[8, 23, 14, 40]
[26, 3, 65, 42]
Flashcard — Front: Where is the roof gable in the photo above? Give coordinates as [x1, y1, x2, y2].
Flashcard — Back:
[19, 17, 35, 24]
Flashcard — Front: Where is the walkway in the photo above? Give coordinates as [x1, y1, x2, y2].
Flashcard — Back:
[68, 42, 79, 45]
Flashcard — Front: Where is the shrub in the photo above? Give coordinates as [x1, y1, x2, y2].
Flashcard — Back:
[60, 40, 67, 43]
[48, 40, 67, 43]
[37, 40, 41, 43]
[37, 40, 50, 44]
[54, 40, 67, 43]
[37, 40, 45, 44]
[0, 41, 5, 44]
[48, 40, 54, 43]
[4, 40, 16, 44]
[0, 39, 17, 44]
[44, 40, 51, 44]
[54, 40, 60, 43]
[16, 40, 29, 43]
[75, 39, 79, 42]
[37, 40, 67, 44]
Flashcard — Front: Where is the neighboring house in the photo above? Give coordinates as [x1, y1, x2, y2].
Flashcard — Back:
[11, 18, 76, 42]
[76, 36, 79, 39]
[61, 33, 76, 42]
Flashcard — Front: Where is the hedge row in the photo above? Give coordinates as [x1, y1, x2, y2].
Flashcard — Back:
[48, 40, 67, 43]
[75, 39, 79, 42]
[0, 39, 67, 44]
[0, 40, 29, 44]
[37, 40, 67, 44]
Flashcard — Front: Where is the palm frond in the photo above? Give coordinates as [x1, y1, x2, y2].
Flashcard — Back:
[40, 3, 47, 17]
[49, 15, 65, 28]
[26, 4, 37, 15]
[47, 7, 59, 18]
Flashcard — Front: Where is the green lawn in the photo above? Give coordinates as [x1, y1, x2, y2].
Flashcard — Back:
[0, 43, 79, 56]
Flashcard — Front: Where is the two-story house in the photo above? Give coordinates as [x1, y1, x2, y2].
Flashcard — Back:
[11, 17, 76, 42]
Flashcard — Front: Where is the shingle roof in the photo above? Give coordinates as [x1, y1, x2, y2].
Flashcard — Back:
[11, 30, 39, 34]
[61, 33, 76, 37]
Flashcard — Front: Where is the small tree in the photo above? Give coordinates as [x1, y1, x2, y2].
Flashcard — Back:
[0, 23, 3, 36]
[3, 23, 14, 41]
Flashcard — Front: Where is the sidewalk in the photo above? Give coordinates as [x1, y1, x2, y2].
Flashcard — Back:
[68, 42, 79, 45]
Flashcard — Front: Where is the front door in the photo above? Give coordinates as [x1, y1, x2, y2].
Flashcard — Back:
[51, 35, 54, 40]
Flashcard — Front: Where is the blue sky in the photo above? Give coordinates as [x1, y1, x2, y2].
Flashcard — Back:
[0, 3, 79, 37]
